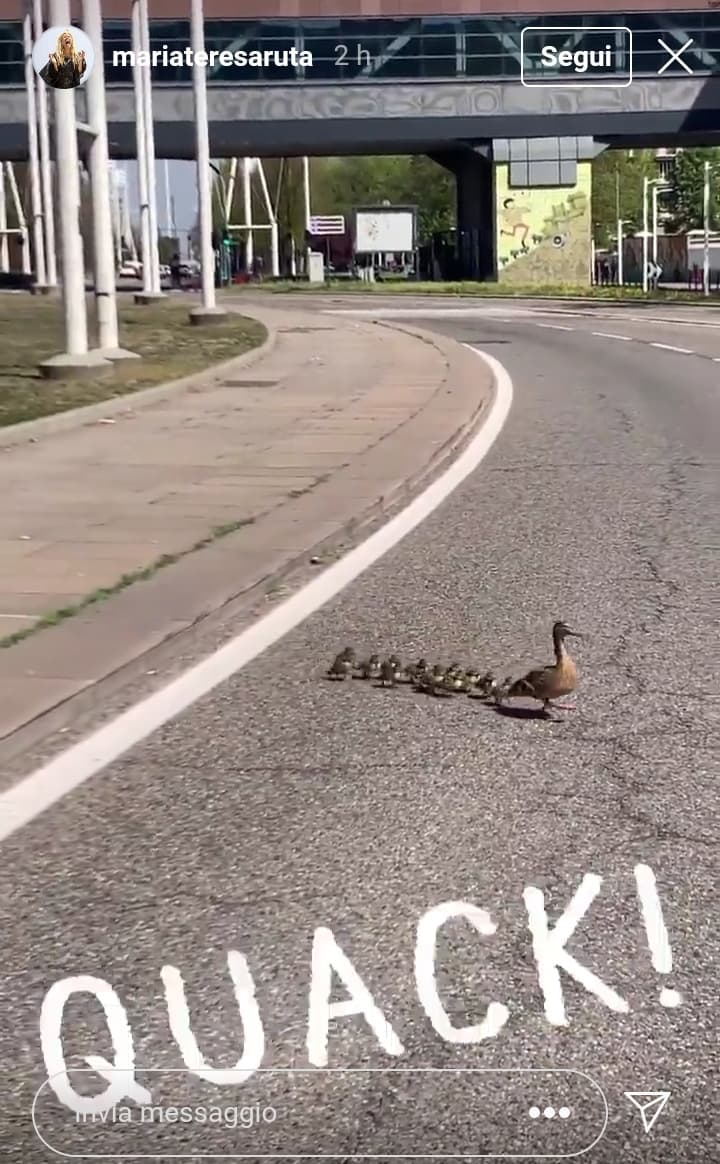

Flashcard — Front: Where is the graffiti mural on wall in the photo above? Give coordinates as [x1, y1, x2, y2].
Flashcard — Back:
[495, 164, 592, 286]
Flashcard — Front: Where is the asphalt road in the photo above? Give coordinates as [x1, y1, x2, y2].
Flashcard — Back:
[0, 306, 717, 1163]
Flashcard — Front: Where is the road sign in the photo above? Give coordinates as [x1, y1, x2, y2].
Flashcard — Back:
[624, 1092, 670, 1135]
[646, 261, 662, 283]
[309, 215, 345, 235]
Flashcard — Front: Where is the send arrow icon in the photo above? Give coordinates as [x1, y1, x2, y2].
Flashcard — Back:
[624, 1091, 671, 1134]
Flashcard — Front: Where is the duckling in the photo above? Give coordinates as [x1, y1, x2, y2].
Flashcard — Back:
[339, 646, 356, 663]
[390, 656, 413, 683]
[468, 670, 496, 699]
[464, 669, 482, 689]
[406, 657, 429, 683]
[494, 676, 515, 704]
[501, 621, 582, 715]
[431, 664, 456, 695]
[413, 664, 452, 697]
[446, 667, 468, 692]
[326, 651, 353, 680]
[377, 659, 397, 687]
[355, 654, 381, 680]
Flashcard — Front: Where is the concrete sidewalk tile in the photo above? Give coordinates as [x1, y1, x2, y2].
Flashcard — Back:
[0, 307, 493, 736]
[0, 565, 122, 594]
[0, 612, 193, 680]
[0, 615, 38, 637]
[233, 513, 347, 554]
[0, 677, 90, 738]
[83, 545, 279, 624]
[0, 592, 85, 617]
[27, 542, 172, 563]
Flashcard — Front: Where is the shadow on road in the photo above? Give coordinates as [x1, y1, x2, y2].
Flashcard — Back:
[490, 704, 551, 721]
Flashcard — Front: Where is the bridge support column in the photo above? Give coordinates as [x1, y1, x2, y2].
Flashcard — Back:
[492, 137, 605, 287]
[429, 148, 494, 281]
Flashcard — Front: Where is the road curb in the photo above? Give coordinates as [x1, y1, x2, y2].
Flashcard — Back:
[0, 319, 275, 450]
[258, 288, 720, 314]
[0, 325, 496, 763]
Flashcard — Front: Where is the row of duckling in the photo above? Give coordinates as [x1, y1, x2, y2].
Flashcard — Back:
[323, 623, 583, 716]
[326, 648, 511, 701]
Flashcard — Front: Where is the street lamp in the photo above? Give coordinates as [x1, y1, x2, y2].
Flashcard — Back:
[616, 218, 632, 286]
[642, 177, 668, 292]
[702, 159, 711, 297]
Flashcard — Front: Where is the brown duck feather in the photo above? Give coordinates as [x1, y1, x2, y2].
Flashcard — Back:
[505, 621, 581, 704]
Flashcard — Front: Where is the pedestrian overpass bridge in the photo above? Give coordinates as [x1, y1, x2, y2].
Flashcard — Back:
[1, 9, 718, 157]
[0, 7, 718, 284]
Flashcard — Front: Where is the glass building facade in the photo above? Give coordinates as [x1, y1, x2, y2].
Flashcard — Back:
[1, 13, 719, 86]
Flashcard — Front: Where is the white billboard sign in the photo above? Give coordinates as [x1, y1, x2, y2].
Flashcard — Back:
[355, 209, 415, 254]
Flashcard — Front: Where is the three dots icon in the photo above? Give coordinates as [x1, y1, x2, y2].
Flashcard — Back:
[529, 1106, 572, 1120]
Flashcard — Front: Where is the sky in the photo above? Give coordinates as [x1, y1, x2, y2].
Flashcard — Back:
[123, 159, 198, 238]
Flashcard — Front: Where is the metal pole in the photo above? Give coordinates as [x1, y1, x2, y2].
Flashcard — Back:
[110, 165, 122, 266]
[189, 0, 225, 320]
[242, 157, 253, 272]
[139, 0, 162, 293]
[23, 5, 46, 286]
[617, 218, 624, 286]
[642, 176, 649, 293]
[131, 0, 152, 298]
[703, 159, 710, 298]
[651, 185, 658, 267]
[302, 154, 311, 273]
[256, 160, 279, 277]
[164, 157, 172, 237]
[226, 157, 238, 222]
[6, 164, 32, 275]
[34, 0, 57, 287]
[48, 0, 87, 353]
[83, 0, 134, 356]
[0, 170, 8, 272]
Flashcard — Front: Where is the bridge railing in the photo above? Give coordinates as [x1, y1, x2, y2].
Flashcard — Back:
[1, 13, 719, 87]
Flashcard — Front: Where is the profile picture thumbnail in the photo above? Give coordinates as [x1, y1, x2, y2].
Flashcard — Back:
[32, 25, 94, 90]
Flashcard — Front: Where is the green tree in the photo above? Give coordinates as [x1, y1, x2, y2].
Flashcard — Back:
[311, 155, 454, 241]
[208, 154, 455, 271]
[591, 148, 656, 246]
[665, 147, 720, 231]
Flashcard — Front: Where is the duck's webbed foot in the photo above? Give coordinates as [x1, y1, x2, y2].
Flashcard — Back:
[547, 700, 577, 711]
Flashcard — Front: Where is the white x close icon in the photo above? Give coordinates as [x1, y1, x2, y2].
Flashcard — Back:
[657, 37, 695, 75]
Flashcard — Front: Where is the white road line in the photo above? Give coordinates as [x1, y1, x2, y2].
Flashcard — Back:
[713, 357, 720, 362]
[0, 348, 513, 846]
[591, 331, 632, 341]
[626, 314, 720, 329]
[535, 323, 574, 331]
[649, 342, 694, 354]
[326, 307, 536, 319]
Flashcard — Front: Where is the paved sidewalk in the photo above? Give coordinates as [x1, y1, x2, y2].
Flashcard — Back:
[0, 304, 494, 744]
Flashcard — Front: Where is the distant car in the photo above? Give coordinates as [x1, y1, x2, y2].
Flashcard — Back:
[118, 262, 140, 278]
[159, 264, 171, 279]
